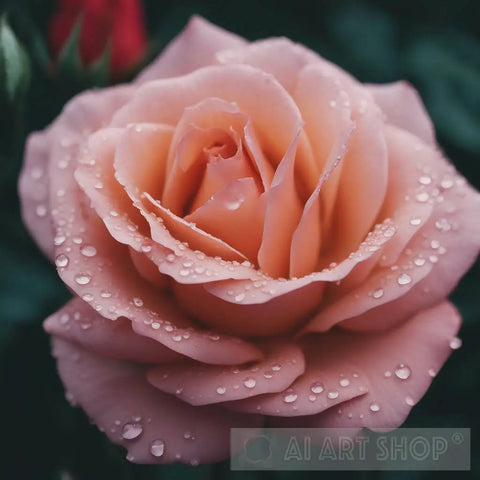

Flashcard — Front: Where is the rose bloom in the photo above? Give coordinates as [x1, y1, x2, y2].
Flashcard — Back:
[19, 17, 480, 464]
[48, 0, 147, 77]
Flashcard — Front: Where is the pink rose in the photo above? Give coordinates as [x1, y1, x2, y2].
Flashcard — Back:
[19, 17, 480, 464]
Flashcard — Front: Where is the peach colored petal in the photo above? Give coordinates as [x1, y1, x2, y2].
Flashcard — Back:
[258, 133, 303, 278]
[325, 91, 388, 262]
[271, 302, 461, 429]
[147, 340, 305, 406]
[113, 65, 304, 168]
[289, 65, 355, 277]
[129, 247, 169, 289]
[45, 298, 183, 363]
[185, 178, 266, 261]
[47, 119, 261, 366]
[51, 337, 263, 464]
[113, 122, 174, 205]
[367, 81, 436, 145]
[136, 16, 247, 84]
[205, 219, 396, 305]
[304, 127, 480, 334]
[173, 282, 324, 337]
[75, 127, 264, 285]
[142, 192, 248, 262]
[18, 132, 55, 260]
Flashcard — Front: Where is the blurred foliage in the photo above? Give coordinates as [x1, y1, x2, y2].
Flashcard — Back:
[0, 0, 478, 479]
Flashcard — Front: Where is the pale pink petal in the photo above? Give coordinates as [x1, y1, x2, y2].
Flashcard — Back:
[18, 132, 55, 259]
[51, 338, 263, 464]
[129, 247, 169, 289]
[45, 298, 183, 363]
[147, 340, 304, 405]
[258, 133, 303, 278]
[173, 282, 324, 337]
[185, 178, 266, 261]
[136, 16, 247, 84]
[272, 302, 461, 430]
[113, 65, 304, 169]
[367, 81, 436, 145]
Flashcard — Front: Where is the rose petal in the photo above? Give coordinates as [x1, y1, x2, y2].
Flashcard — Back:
[45, 297, 183, 363]
[185, 178, 266, 261]
[258, 132, 303, 278]
[136, 15, 247, 84]
[18, 132, 55, 259]
[367, 81, 436, 145]
[271, 302, 461, 430]
[147, 340, 305, 405]
[51, 337, 263, 464]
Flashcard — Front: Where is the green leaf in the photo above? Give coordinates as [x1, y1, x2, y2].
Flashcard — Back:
[57, 16, 83, 76]
[0, 15, 31, 103]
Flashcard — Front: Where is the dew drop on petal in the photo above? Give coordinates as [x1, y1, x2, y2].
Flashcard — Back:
[405, 396, 415, 406]
[80, 245, 97, 257]
[310, 382, 324, 394]
[327, 389, 339, 399]
[243, 377, 256, 389]
[75, 274, 91, 285]
[372, 288, 384, 299]
[397, 273, 412, 285]
[450, 337, 462, 350]
[394, 364, 412, 380]
[410, 218, 422, 226]
[339, 378, 350, 387]
[216, 386, 226, 395]
[150, 439, 165, 457]
[55, 254, 69, 268]
[283, 392, 298, 403]
[122, 423, 143, 440]
[369, 402, 380, 412]
[428, 368, 437, 377]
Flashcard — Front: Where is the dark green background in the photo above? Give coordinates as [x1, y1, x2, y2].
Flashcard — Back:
[0, 0, 479, 479]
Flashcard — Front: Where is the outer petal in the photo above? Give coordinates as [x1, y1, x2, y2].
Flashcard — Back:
[136, 16, 247, 84]
[147, 340, 305, 405]
[51, 338, 263, 464]
[367, 81, 436, 145]
[44, 297, 183, 363]
[18, 132, 55, 260]
[272, 302, 461, 430]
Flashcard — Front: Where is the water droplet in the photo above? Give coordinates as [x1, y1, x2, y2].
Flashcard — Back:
[339, 378, 350, 387]
[100, 291, 112, 298]
[440, 177, 454, 189]
[429, 255, 438, 264]
[133, 297, 144, 307]
[54, 234, 66, 246]
[397, 273, 412, 285]
[184, 431, 194, 440]
[216, 386, 226, 395]
[405, 396, 415, 406]
[394, 364, 412, 380]
[384, 370, 392, 378]
[308, 394, 317, 402]
[55, 254, 69, 268]
[310, 382, 324, 394]
[235, 292, 245, 302]
[80, 245, 97, 257]
[428, 368, 437, 377]
[450, 337, 462, 350]
[75, 274, 91, 285]
[225, 195, 244, 211]
[327, 389, 339, 399]
[435, 218, 451, 232]
[110, 210, 119, 217]
[414, 257, 426, 266]
[430, 240, 440, 249]
[122, 423, 143, 440]
[372, 288, 384, 299]
[418, 175, 432, 185]
[415, 192, 429, 203]
[150, 439, 165, 457]
[283, 392, 298, 403]
[243, 377, 256, 389]
[271, 364, 281, 371]
[383, 226, 396, 238]
[72, 236, 83, 245]
[369, 402, 380, 412]
[179, 269, 190, 277]
[82, 293, 94, 302]
[36, 204, 47, 217]
[410, 218, 422, 226]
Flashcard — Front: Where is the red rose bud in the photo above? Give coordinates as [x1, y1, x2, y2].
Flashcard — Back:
[48, 0, 147, 78]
